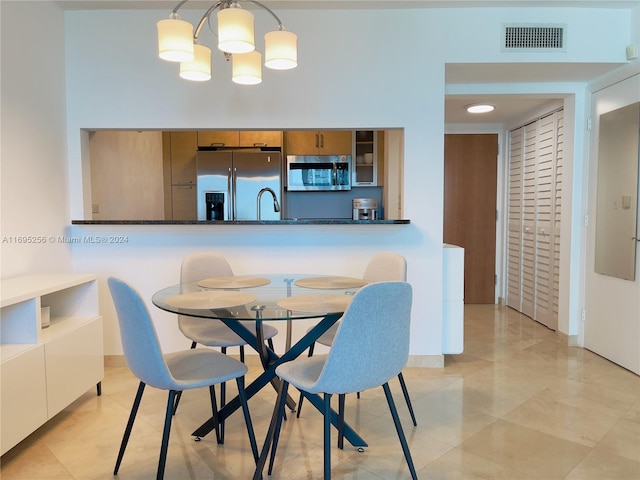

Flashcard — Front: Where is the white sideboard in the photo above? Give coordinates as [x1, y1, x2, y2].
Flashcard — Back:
[0, 273, 104, 455]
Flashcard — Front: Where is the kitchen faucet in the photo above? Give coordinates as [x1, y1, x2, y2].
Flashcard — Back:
[257, 187, 281, 220]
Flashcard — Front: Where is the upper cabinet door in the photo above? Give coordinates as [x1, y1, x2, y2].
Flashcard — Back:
[319, 131, 353, 154]
[285, 130, 353, 155]
[284, 130, 318, 155]
[240, 130, 282, 147]
[198, 131, 240, 148]
[170, 131, 197, 185]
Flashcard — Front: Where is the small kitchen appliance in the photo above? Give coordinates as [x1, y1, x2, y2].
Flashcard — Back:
[352, 198, 378, 220]
[286, 155, 352, 191]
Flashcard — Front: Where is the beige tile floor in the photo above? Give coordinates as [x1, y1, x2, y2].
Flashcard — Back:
[2, 304, 639, 479]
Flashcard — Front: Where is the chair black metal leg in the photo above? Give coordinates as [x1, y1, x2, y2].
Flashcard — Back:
[382, 382, 417, 480]
[253, 380, 289, 480]
[114, 381, 146, 475]
[324, 393, 333, 480]
[236, 376, 259, 463]
[172, 392, 181, 416]
[157, 390, 177, 480]
[209, 385, 222, 444]
[398, 372, 417, 426]
[337, 394, 345, 449]
[172, 341, 198, 416]
[267, 381, 289, 475]
[240, 345, 245, 363]
[220, 380, 226, 443]
[296, 342, 315, 418]
[219, 347, 227, 442]
[96, 381, 102, 396]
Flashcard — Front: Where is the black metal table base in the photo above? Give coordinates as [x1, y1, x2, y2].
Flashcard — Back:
[190, 313, 368, 449]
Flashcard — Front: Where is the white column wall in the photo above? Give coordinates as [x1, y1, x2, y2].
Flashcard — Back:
[0, 1, 72, 277]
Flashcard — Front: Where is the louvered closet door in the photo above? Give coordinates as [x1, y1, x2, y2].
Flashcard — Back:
[505, 110, 563, 330]
[552, 111, 564, 327]
[506, 127, 523, 310]
[521, 122, 538, 319]
[534, 112, 558, 329]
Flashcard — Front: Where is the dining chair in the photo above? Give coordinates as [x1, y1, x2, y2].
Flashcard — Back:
[108, 277, 258, 479]
[173, 252, 278, 428]
[297, 253, 417, 428]
[256, 281, 417, 480]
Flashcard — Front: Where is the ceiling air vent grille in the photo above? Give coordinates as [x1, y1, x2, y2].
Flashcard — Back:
[502, 24, 566, 51]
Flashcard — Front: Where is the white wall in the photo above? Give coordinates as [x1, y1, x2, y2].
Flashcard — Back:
[0, 1, 72, 277]
[2, 2, 636, 361]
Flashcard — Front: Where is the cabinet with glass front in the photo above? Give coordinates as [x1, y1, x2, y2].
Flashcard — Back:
[353, 130, 377, 186]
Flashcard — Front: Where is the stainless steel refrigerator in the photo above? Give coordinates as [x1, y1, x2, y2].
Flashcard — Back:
[196, 150, 282, 221]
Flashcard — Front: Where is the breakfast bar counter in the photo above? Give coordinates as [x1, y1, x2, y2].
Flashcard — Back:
[72, 219, 410, 225]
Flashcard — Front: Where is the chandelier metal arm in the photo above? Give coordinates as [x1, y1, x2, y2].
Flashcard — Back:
[242, 0, 285, 30]
[193, 2, 224, 40]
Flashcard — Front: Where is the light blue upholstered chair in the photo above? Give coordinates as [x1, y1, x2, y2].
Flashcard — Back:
[173, 252, 278, 425]
[257, 281, 417, 480]
[108, 277, 258, 480]
[297, 253, 417, 428]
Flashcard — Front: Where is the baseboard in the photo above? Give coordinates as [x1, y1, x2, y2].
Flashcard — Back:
[104, 355, 127, 367]
[406, 355, 445, 368]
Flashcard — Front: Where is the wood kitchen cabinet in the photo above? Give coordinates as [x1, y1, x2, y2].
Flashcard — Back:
[169, 131, 197, 185]
[162, 131, 198, 220]
[353, 130, 385, 186]
[198, 130, 282, 148]
[284, 130, 353, 155]
[171, 184, 197, 220]
[239, 130, 282, 147]
[198, 131, 240, 148]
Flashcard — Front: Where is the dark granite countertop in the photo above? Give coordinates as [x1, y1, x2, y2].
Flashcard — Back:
[71, 219, 410, 225]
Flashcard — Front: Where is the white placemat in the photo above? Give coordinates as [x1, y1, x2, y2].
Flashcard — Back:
[277, 293, 353, 313]
[165, 291, 256, 309]
[197, 276, 271, 289]
[294, 276, 367, 289]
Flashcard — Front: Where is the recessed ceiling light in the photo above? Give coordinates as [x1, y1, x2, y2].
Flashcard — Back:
[466, 104, 495, 113]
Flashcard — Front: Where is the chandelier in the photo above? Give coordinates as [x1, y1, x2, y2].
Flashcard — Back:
[157, 0, 298, 85]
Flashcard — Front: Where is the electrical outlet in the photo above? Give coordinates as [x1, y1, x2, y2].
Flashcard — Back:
[626, 44, 638, 60]
[92, 203, 100, 214]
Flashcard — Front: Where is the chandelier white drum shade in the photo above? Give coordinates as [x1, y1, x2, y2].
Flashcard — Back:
[232, 51, 262, 85]
[217, 7, 255, 53]
[157, 17, 195, 62]
[179, 44, 212, 81]
[264, 30, 297, 70]
[157, 0, 298, 85]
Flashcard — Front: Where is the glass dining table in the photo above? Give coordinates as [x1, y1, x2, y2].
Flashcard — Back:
[151, 273, 369, 448]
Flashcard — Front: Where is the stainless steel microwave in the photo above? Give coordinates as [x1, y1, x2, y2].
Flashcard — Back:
[286, 155, 352, 191]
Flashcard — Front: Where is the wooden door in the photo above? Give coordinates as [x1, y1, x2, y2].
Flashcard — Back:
[444, 134, 498, 304]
